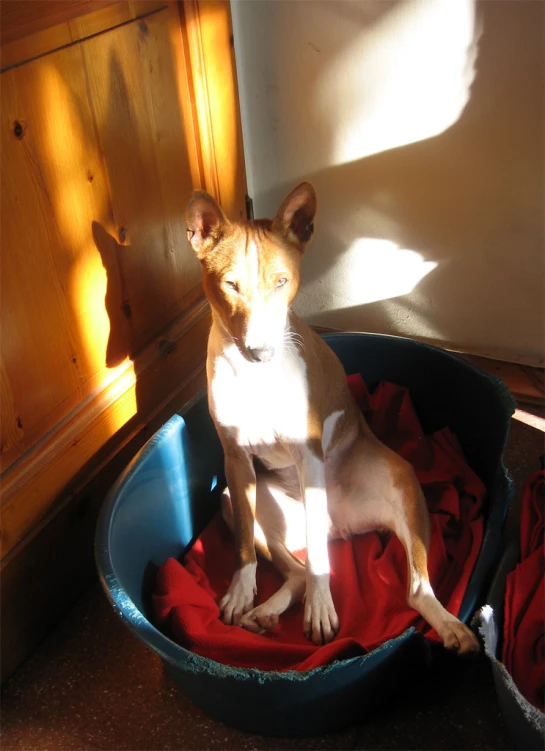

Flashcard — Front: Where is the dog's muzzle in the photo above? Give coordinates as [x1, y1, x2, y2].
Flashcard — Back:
[247, 346, 275, 363]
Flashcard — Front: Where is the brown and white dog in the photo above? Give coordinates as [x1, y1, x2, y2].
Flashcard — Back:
[186, 182, 479, 654]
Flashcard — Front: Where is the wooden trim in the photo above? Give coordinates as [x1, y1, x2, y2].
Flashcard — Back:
[0, 296, 210, 565]
[0, 1, 167, 71]
[410, 335, 544, 370]
[459, 355, 544, 407]
[312, 326, 545, 407]
[0, 284, 205, 476]
[181, 0, 247, 219]
[180, 0, 220, 200]
[1, 1, 115, 45]
[0, 363, 207, 682]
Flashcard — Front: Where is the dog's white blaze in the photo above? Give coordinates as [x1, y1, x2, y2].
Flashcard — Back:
[244, 300, 270, 351]
[244, 240, 267, 350]
[301, 451, 331, 577]
[248, 239, 259, 288]
[322, 410, 344, 454]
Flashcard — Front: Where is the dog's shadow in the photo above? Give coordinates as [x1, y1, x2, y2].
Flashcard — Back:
[92, 220, 134, 370]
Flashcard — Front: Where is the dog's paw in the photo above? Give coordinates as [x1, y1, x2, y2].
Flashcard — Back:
[440, 619, 480, 655]
[303, 575, 340, 645]
[219, 563, 257, 626]
[240, 606, 280, 634]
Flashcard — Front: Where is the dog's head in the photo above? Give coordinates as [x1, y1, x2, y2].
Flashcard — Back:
[186, 182, 317, 363]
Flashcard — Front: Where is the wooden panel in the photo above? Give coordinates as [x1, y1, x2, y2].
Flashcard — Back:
[0, 0, 245, 516]
[0, 358, 23, 456]
[1, 300, 210, 563]
[1, 1, 115, 45]
[11, 42, 116, 378]
[81, 4, 203, 351]
[68, 1, 164, 39]
[1, 42, 116, 468]
[0, 0, 247, 679]
[0, 4, 204, 476]
[0, 361, 208, 682]
[0, 72, 83, 446]
[1, 22, 72, 71]
[0, 1, 167, 71]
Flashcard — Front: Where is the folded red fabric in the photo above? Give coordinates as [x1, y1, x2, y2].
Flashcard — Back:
[152, 376, 485, 672]
[502, 469, 545, 712]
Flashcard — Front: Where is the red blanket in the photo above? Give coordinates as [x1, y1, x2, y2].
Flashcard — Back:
[153, 376, 485, 672]
[502, 469, 545, 712]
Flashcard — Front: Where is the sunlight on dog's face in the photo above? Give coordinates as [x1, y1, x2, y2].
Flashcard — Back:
[187, 183, 317, 364]
[201, 227, 301, 362]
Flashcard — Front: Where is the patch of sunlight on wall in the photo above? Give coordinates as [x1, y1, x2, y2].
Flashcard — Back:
[38, 61, 136, 425]
[38, 62, 111, 374]
[103, 362, 138, 435]
[317, 0, 479, 165]
[298, 238, 437, 311]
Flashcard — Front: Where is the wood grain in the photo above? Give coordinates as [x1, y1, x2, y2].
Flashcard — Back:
[0, 0, 246, 677]
[1, 301, 210, 565]
[1, 1, 114, 45]
[0, 357, 23, 455]
[0, 1, 167, 71]
[182, 0, 247, 219]
[79, 3, 203, 352]
[1, 4, 205, 474]
[1, 69, 83, 450]
[0, 362, 207, 682]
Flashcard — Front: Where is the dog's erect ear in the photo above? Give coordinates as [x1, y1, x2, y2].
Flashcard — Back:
[272, 182, 317, 251]
[186, 190, 228, 256]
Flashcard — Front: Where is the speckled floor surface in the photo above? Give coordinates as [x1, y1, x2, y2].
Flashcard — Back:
[2, 409, 543, 751]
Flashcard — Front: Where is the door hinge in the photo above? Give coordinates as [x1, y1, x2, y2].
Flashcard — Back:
[245, 194, 254, 220]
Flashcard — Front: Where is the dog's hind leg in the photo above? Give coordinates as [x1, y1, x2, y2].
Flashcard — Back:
[390, 462, 480, 655]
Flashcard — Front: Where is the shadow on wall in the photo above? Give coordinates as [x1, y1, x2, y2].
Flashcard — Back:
[234, 0, 544, 364]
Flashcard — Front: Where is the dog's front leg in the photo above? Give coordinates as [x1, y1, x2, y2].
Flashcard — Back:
[219, 449, 258, 625]
[297, 448, 339, 645]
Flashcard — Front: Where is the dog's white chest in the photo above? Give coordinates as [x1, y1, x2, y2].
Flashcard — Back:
[209, 345, 309, 457]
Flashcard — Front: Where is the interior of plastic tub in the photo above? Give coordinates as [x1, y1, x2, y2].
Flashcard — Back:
[95, 332, 515, 736]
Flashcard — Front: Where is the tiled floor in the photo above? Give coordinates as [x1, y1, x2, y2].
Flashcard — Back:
[2, 402, 543, 750]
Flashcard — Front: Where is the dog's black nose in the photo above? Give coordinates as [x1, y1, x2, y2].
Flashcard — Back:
[247, 346, 275, 363]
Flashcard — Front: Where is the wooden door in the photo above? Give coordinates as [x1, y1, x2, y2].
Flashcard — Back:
[0, 0, 247, 680]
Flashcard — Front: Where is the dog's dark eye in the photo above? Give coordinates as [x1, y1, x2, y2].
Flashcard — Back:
[224, 280, 239, 293]
[276, 277, 288, 289]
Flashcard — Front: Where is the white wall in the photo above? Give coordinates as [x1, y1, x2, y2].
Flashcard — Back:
[231, 0, 544, 365]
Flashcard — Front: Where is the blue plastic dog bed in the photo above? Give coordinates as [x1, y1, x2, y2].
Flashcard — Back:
[95, 333, 514, 736]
